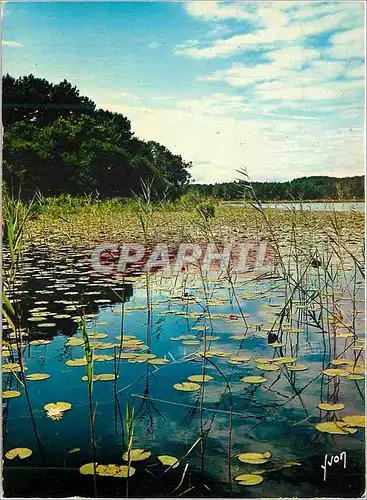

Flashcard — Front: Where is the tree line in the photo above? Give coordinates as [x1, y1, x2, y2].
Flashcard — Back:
[192, 175, 364, 201]
[2, 74, 363, 202]
[2, 74, 191, 199]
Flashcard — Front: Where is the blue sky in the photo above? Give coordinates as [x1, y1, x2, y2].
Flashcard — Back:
[2, 1, 365, 183]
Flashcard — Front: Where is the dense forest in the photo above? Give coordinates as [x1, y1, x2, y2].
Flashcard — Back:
[2, 74, 192, 199]
[192, 176, 365, 201]
[2, 74, 364, 202]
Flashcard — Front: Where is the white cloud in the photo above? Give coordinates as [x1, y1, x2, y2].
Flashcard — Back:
[254, 78, 363, 102]
[184, 1, 258, 22]
[2, 40, 23, 47]
[178, 2, 363, 59]
[96, 96, 364, 183]
[328, 27, 365, 59]
[177, 92, 252, 116]
[200, 44, 323, 86]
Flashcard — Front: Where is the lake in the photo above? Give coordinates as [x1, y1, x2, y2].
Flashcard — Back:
[224, 202, 365, 212]
[2, 245, 365, 498]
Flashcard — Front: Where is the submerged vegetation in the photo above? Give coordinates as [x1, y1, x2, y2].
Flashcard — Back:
[2, 186, 365, 498]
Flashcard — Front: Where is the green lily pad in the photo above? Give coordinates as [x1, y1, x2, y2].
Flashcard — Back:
[5, 447, 32, 460]
[158, 455, 180, 468]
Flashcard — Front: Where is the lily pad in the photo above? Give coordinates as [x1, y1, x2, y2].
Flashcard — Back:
[318, 403, 345, 411]
[346, 374, 364, 380]
[147, 358, 169, 365]
[5, 447, 32, 459]
[188, 374, 213, 383]
[229, 356, 251, 363]
[237, 452, 271, 464]
[173, 382, 201, 392]
[287, 365, 309, 371]
[341, 415, 365, 428]
[44, 402, 72, 412]
[79, 462, 97, 475]
[256, 364, 279, 371]
[96, 374, 118, 381]
[122, 449, 151, 462]
[269, 342, 285, 348]
[274, 357, 296, 364]
[315, 421, 358, 434]
[322, 368, 349, 377]
[3, 390, 21, 399]
[3, 363, 22, 373]
[240, 376, 267, 384]
[158, 455, 180, 468]
[235, 474, 264, 485]
[25, 373, 50, 381]
[94, 354, 114, 362]
[66, 359, 87, 367]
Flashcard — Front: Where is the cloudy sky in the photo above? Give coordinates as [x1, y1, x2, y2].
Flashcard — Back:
[2, 1, 365, 183]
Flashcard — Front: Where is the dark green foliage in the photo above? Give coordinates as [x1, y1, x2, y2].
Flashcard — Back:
[192, 176, 364, 201]
[3, 74, 191, 199]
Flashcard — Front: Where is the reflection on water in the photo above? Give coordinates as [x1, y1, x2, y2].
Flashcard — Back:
[2, 246, 365, 498]
[224, 202, 365, 212]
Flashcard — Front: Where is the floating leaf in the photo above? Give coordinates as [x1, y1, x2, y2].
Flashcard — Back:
[79, 462, 97, 475]
[122, 449, 151, 462]
[44, 402, 72, 412]
[237, 452, 271, 464]
[66, 338, 84, 347]
[26, 373, 50, 381]
[235, 474, 264, 486]
[254, 357, 273, 364]
[112, 465, 135, 478]
[88, 333, 108, 339]
[256, 364, 279, 371]
[274, 357, 296, 364]
[68, 447, 80, 454]
[96, 374, 118, 381]
[3, 390, 21, 399]
[322, 368, 349, 377]
[210, 350, 232, 357]
[44, 402, 71, 421]
[287, 365, 309, 371]
[229, 356, 250, 363]
[318, 403, 345, 411]
[118, 353, 137, 359]
[315, 421, 358, 434]
[346, 374, 364, 380]
[188, 374, 213, 383]
[173, 382, 201, 392]
[194, 351, 215, 358]
[3, 363, 21, 373]
[158, 455, 180, 468]
[148, 358, 169, 365]
[182, 340, 201, 345]
[94, 354, 114, 362]
[240, 376, 267, 384]
[5, 447, 32, 459]
[341, 415, 365, 428]
[269, 342, 285, 348]
[66, 359, 87, 367]
[171, 335, 197, 341]
[331, 359, 352, 366]
[115, 335, 137, 341]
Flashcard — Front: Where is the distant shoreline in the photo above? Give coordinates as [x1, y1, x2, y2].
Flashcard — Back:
[221, 198, 365, 204]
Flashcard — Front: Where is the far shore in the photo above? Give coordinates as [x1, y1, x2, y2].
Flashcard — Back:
[221, 198, 365, 204]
